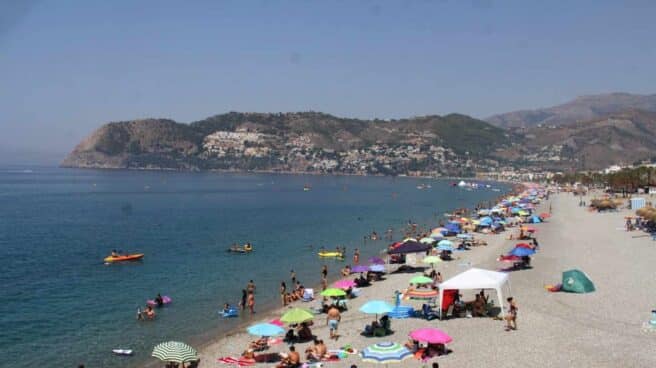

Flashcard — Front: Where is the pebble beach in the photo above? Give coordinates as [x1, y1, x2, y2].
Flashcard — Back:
[163, 190, 656, 368]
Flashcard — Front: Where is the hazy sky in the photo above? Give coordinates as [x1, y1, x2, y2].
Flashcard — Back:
[2, 0, 656, 158]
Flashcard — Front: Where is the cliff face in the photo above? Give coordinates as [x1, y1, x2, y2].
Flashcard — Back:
[62, 112, 514, 176]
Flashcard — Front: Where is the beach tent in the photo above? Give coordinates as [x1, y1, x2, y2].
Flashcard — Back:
[438, 268, 511, 318]
[561, 269, 595, 293]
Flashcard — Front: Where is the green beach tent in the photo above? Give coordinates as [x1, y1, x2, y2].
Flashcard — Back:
[561, 269, 595, 293]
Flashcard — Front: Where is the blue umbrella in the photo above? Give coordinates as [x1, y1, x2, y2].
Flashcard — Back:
[360, 300, 394, 315]
[509, 247, 536, 257]
[369, 264, 386, 272]
[247, 323, 285, 337]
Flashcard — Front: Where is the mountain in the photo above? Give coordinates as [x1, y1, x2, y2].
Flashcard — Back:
[62, 112, 514, 176]
[486, 93, 656, 128]
[495, 109, 656, 170]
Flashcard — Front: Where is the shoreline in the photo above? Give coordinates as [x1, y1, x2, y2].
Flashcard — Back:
[141, 184, 523, 367]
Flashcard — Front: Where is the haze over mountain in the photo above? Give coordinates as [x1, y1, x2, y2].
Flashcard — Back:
[486, 93, 656, 129]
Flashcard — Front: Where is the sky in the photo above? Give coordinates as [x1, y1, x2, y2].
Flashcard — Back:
[1, 0, 656, 160]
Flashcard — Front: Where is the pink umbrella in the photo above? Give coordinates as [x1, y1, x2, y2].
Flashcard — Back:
[409, 328, 453, 344]
[334, 279, 356, 289]
[269, 319, 284, 326]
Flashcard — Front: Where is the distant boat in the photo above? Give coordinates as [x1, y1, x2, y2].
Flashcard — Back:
[303, 184, 312, 191]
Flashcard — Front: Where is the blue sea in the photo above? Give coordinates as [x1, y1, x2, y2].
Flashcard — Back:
[0, 167, 509, 367]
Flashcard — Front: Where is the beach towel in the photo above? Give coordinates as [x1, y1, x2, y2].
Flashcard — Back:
[217, 357, 255, 366]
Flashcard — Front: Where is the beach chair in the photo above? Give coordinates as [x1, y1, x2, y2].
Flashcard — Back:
[302, 288, 314, 302]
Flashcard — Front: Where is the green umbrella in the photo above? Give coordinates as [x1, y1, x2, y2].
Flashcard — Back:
[409, 275, 433, 284]
[152, 341, 198, 365]
[321, 288, 347, 297]
[281, 307, 314, 324]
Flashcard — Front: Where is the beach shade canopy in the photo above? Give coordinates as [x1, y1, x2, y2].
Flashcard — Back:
[247, 323, 285, 337]
[387, 241, 431, 255]
[321, 288, 347, 297]
[439, 268, 511, 318]
[151, 341, 198, 364]
[360, 300, 394, 315]
[351, 265, 369, 273]
[561, 269, 595, 293]
[280, 308, 314, 324]
[422, 256, 442, 264]
[333, 279, 356, 289]
[370, 257, 386, 265]
[369, 264, 386, 273]
[509, 247, 535, 257]
[409, 328, 453, 344]
[410, 275, 433, 284]
[419, 237, 436, 244]
[361, 341, 412, 365]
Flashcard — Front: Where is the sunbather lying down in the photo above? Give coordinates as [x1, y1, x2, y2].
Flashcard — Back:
[248, 337, 269, 351]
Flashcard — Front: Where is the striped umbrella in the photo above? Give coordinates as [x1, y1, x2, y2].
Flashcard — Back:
[151, 341, 198, 364]
[361, 341, 411, 366]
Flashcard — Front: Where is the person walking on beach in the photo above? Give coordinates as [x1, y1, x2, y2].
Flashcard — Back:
[353, 248, 360, 264]
[280, 282, 287, 306]
[505, 297, 517, 331]
[247, 291, 255, 314]
[327, 305, 341, 340]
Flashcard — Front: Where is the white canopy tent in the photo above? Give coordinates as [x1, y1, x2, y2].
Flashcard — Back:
[438, 268, 511, 318]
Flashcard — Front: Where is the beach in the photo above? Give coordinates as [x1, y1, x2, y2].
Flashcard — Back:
[188, 191, 656, 368]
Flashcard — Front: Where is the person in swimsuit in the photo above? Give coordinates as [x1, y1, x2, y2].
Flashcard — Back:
[321, 265, 328, 279]
[326, 305, 341, 340]
[240, 289, 247, 311]
[290, 270, 296, 285]
[280, 282, 287, 306]
[155, 293, 164, 307]
[247, 280, 256, 294]
[247, 291, 255, 314]
[505, 297, 517, 331]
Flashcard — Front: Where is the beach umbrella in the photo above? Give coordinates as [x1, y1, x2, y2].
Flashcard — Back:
[369, 256, 386, 265]
[422, 256, 442, 265]
[419, 237, 436, 244]
[369, 264, 386, 273]
[333, 279, 357, 289]
[409, 328, 453, 344]
[247, 323, 285, 337]
[437, 239, 453, 247]
[360, 300, 394, 316]
[351, 265, 369, 273]
[409, 275, 433, 284]
[151, 341, 198, 364]
[321, 288, 347, 297]
[429, 233, 444, 240]
[456, 233, 473, 240]
[361, 342, 412, 366]
[280, 308, 314, 324]
[509, 247, 535, 257]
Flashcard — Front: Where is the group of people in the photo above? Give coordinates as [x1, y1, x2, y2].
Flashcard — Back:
[136, 293, 164, 320]
[237, 280, 256, 314]
[280, 280, 308, 306]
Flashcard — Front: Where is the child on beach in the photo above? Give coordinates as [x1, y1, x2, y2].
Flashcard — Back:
[505, 297, 517, 331]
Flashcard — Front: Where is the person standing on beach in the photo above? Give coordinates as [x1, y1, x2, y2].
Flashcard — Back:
[505, 297, 517, 331]
[353, 248, 360, 264]
[326, 305, 341, 340]
[240, 289, 247, 311]
[247, 280, 256, 294]
[321, 265, 328, 279]
[280, 282, 287, 306]
[247, 291, 255, 314]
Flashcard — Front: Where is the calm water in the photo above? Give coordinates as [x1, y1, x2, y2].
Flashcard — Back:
[0, 167, 508, 367]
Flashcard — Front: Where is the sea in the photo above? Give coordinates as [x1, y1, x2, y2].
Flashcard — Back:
[0, 167, 509, 367]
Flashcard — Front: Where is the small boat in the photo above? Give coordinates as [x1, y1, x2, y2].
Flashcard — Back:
[303, 184, 312, 191]
[112, 349, 133, 356]
[227, 244, 253, 253]
[318, 252, 343, 258]
[104, 254, 144, 263]
[147, 295, 172, 307]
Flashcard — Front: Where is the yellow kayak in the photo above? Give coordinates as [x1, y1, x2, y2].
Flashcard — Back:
[104, 254, 144, 263]
[318, 252, 343, 258]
